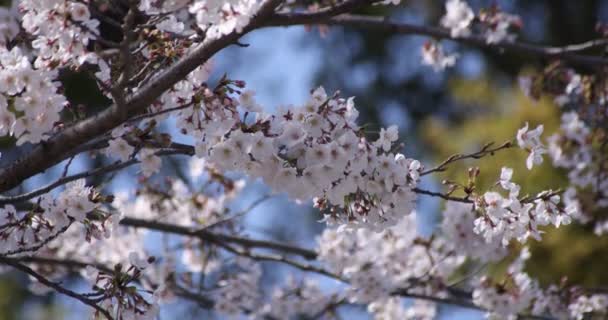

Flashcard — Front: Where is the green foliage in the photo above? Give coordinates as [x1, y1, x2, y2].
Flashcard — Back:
[0, 274, 28, 320]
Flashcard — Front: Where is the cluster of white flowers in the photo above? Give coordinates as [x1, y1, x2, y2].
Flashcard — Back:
[472, 248, 538, 319]
[0, 46, 68, 145]
[0, 180, 100, 256]
[113, 176, 244, 228]
[214, 257, 263, 316]
[19, 0, 99, 68]
[479, 8, 522, 44]
[189, 0, 262, 40]
[421, 41, 458, 72]
[440, 0, 474, 38]
[253, 277, 333, 319]
[317, 214, 463, 303]
[144, 75, 422, 229]
[473, 273, 537, 320]
[104, 126, 136, 162]
[568, 294, 608, 320]
[440, 202, 507, 262]
[548, 112, 608, 208]
[516, 122, 546, 170]
[429, 0, 521, 70]
[553, 71, 585, 107]
[233, 88, 418, 229]
[472, 167, 574, 246]
[368, 298, 436, 320]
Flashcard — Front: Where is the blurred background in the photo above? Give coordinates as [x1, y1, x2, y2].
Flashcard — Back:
[2, 0, 608, 319]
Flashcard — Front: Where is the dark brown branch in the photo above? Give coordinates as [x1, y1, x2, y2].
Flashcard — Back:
[413, 187, 474, 203]
[119, 217, 318, 260]
[264, 14, 608, 67]
[211, 241, 336, 278]
[0, 257, 113, 320]
[421, 141, 513, 176]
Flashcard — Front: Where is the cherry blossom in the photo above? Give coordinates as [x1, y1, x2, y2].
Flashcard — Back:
[440, 0, 475, 38]
[517, 122, 546, 170]
[0, 1, 606, 319]
[421, 41, 458, 72]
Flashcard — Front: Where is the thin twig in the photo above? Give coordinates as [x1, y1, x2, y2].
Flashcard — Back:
[413, 187, 474, 203]
[119, 216, 319, 260]
[0, 148, 194, 205]
[421, 141, 513, 176]
[200, 194, 273, 230]
[61, 156, 76, 178]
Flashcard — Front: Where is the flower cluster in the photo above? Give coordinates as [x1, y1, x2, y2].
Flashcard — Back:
[440, 202, 508, 263]
[0, 46, 68, 145]
[143, 76, 422, 229]
[189, 0, 262, 40]
[317, 214, 463, 303]
[112, 174, 245, 228]
[440, 0, 521, 43]
[428, 0, 521, 70]
[368, 298, 436, 320]
[548, 112, 608, 208]
[216, 88, 419, 229]
[19, 0, 99, 68]
[472, 248, 538, 320]
[472, 167, 574, 246]
[253, 277, 333, 319]
[440, 0, 474, 38]
[421, 41, 458, 72]
[568, 294, 608, 320]
[0, 180, 103, 256]
[213, 257, 263, 316]
[478, 6, 522, 44]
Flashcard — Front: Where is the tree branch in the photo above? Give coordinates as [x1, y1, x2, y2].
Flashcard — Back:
[264, 14, 608, 67]
[413, 187, 474, 203]
[0, 257, 113, 320]
[421, 141, 513, 176]
[119, 217, 318, 260]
